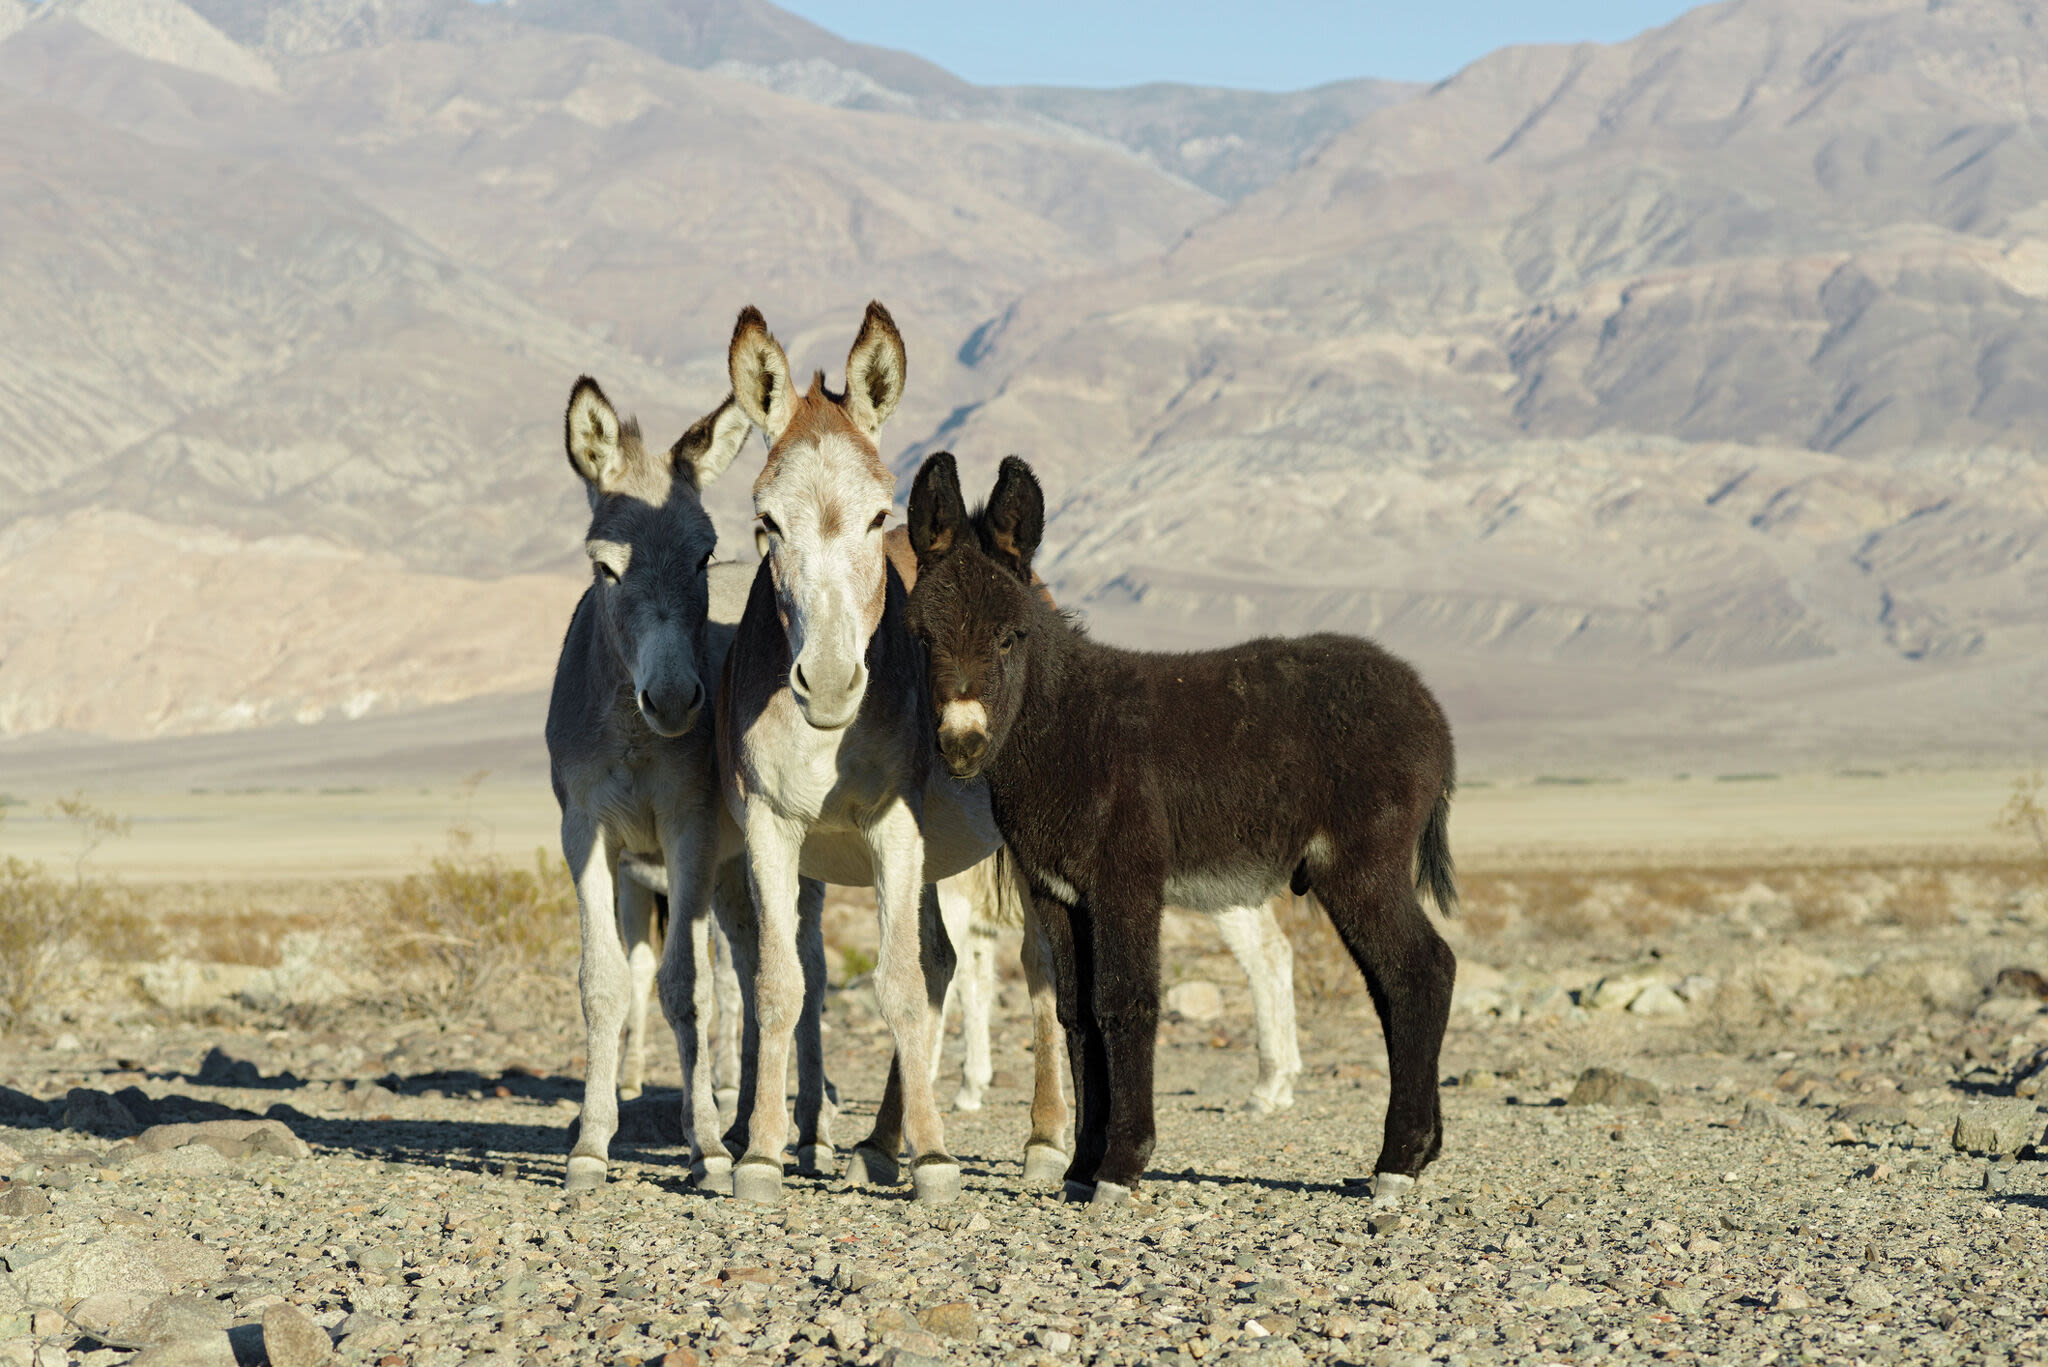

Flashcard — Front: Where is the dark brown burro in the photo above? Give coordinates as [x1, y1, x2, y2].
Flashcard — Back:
[903, 452, 1459, 1206]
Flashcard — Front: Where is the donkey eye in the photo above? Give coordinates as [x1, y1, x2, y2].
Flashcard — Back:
[698, 551, 713, 572]
[758, 514, 781, 538]
[597, 562, 620, 584]
[869, 511, 888, 532]
[997, 630, 1017, 655]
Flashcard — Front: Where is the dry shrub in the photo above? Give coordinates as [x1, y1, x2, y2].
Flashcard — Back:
[1520, 876, 1600, 939]
[156, 906, 329, 966]
[1878, 870, 1955, 929]
[0, 857, 156, 1033]
[373, 849, 576, 1012]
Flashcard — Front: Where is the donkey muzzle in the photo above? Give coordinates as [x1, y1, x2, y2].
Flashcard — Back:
[937, 698, 990, 777]
[639, 680, 705, 738]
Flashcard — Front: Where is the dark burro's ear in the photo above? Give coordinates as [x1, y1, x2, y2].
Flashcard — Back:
[983, 455, 1045, 582]
[908, 452, 968, 566]
[670, 393, 751, 489]
[565, 376, 626, 491]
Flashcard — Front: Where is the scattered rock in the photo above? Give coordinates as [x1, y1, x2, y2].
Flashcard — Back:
[1654, 1288, 1705, 1314]
[0, 1185, 50, 1217]
[1036, 1330, 1073, 1354]
[1381, 1280, 1436, 1313]
[916, 1301, 976, 1341]
[340, 1082, 398, 1115]
[128, 1333, 237, 1367]
[1740, 1099, 1809, 1132]
[1992, 966, 2048, 1000]
[1676, 974, 1719, 1003]
[125, 1144, 234, 1179]
[145, 1238, 228, 1287]
[61, 1088, 138, 1136]
[1527, 1283, 1597, 1309]
[1953, 1100, 2042, 1155]
[1843, 1280, 1895, 1311]
[1567, 1068, 1660, 1107]
[1587, 973, 1660, 1011]
[119, 1296, 231, 1346]
[68, 1290, 158, 1338]
[261, 1303, 334, 1367]
[1628, 983, 1688, 1017]
[126, 1120, 310, 1162]
[1458, 1068, 1497, 1089]
[8, 1237, 173, 1302]
[1770, 1284, 1814, 1312]
[333, 1313, 401, 1352]
[1165, 981, 1224, 1023]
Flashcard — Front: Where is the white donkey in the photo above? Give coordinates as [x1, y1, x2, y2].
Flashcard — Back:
[719, 303, 1024, 1204]
[547, 377, 838, 1195]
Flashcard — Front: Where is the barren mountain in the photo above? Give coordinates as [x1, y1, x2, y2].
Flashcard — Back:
[917, 0, 2048, 769]
[2, 0, 2043, 771]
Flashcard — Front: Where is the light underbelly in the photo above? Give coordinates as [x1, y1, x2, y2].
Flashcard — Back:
[1163, 864, 1287, 914]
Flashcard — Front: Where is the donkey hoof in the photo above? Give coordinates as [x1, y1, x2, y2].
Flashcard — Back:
[618, 1084, 643, 1101]
[563, 1155, 607, 1192]
[1243, 1093, 1277, 1115]
[1022, 1144, 1069, 1188]
[1062, 1179, 1097, 1204]
[1088, 1180, 1133, 1210]
[797, 1144, 837, 1178]
[911, 1157, 962, 1205]
[1370, 1171, 1414, 1210]
[693, 1156, 734, 1196]
[732, 1159, 784, 1205]
[845, 1145, 900, 1187]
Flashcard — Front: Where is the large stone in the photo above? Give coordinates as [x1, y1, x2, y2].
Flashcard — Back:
[61, 1089, 139, 1137]
[125, 1145, 232, 1179]
[1953, 1100, 2043, 1155]
[261, 1303, 334, 1367]
[1627, 984, 1688, 1017]
[145, 1239, 227, 1288]
[1164, 981, 1224, 1023]
[8, 1237, 173, 1303]
[128, 1334, 237, 1367]
[0, 1187, 50, 1218]
[1587, 973, 1660, 1011]
[119, 1296, 231, 1346]
[129, 1121, 309, 1162]
[1567, 1068, 1660, 1107]
[916, 1302, 976, 1341]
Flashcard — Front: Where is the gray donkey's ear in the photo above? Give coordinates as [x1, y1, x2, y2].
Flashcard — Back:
[565, 376, 627, 491]
[672, 394, 750, 488]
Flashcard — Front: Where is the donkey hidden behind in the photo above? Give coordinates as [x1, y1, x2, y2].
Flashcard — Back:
[903, 452, 1460, 1207]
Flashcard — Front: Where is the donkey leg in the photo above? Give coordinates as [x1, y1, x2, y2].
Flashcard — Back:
[866, 803, 958, 1202]
[658, 827, 729, 1193]
[1086, 891, 1164, 1199]
[1017, 888, 1071, 1186]
[1213, 903, 1295, 1114]
[734, 812, 806, 1204]
[617, 880, 660, 1102]
[1265, 900, 1304, 1103]
[711, 860, 761, 1155]
[710, 914, 744, 1115]
[563, 815, 626, 1192]
[1035, 893, 1109, 1194]
[793, 876, 838, 1175]
[934, 873, 991, 1110]
[1319, 868, 1456, 1192]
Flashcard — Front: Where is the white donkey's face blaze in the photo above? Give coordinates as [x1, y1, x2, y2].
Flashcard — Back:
[564, 376, 750, 738]
[729, 303, 908, 732]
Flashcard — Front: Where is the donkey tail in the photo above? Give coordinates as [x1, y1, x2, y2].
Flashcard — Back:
[1416, 786, 1458, 917]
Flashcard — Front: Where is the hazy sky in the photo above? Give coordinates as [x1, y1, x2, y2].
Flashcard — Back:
[773, 1, 1704, 90]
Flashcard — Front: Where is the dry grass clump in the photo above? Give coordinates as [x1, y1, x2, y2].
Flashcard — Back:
[155, 905, 331, 966]
[0, 857, 156, 1033]
[371, 848, 577, 1013]
[1876, 869, 1957, 929]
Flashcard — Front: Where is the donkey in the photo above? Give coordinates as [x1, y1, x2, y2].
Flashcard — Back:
[547, 376, 837, 1195]
[718, 303, 1023, 1204]
[904, 453, 1459, 1207]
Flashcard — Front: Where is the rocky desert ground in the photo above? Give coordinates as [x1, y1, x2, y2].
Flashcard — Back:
[2, 776, 2045, 1367]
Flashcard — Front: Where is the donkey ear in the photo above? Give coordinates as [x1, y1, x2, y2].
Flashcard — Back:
[671, 394, 750, 489]
[842, 300, 906, 438]
[983, 456, 1045, 582]
[565, 376, 626, 491]
[908, 452, 968, 567]
[729, 306, 795, 441]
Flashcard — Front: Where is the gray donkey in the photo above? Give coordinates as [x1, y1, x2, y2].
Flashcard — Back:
[548, 377, 839, 1194]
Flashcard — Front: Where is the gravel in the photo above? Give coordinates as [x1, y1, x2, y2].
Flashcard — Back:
[2, 907, 2046, 1367]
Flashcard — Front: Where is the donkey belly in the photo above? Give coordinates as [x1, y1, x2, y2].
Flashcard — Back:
[1164, 863, 1289, 914]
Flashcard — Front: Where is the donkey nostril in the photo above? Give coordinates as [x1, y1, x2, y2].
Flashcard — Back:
[639, 689, 654, 715]
[687, 682, 704, 712]
[793, 663, 810, 693]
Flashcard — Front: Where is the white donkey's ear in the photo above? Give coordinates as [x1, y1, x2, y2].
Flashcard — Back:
[843, 300, 906, 438]
[729, 306, 795, 441]
[671, 394, 751, 489]
[565, 376, 626, 491]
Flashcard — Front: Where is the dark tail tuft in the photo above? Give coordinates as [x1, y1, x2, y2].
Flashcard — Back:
[1417, 787, 1457, 916]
